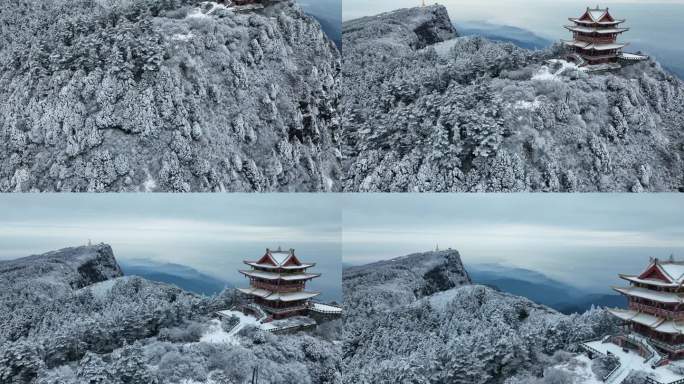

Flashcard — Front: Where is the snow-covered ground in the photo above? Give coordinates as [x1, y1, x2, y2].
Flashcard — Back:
[431, 38, 461, 58]
[532, 59, 579, 81]
[585, 340, 684, 384]
[201, 311, 263, 345]
[553, 354, 604, 384]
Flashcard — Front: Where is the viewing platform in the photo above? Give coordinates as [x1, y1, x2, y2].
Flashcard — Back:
[583, 336, 684, 384]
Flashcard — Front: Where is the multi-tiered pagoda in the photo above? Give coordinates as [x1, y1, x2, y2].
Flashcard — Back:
[563, 7, 630, 66]
[238, 248, 321, 320]
[610, 257, 684, 360]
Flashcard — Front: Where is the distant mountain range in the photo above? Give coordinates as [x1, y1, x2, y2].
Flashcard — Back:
[120, 259, 231, 296]
[467, 263, 625, 314]
[299, 0, 341, 49]
[454, 21, 553, 50]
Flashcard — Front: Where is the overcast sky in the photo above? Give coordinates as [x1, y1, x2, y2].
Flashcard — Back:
[342, 194, 684, 293]
[0, 194, 342, 299]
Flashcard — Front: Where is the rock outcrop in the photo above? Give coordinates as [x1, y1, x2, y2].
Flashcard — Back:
[0, 244, 123, 291]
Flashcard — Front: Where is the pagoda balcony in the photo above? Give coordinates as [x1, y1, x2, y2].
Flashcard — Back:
[252, 280, 305, 292]
[629, 302, 684, 320]
[574, 35, 618, 44]
[260, 303, 310, 315]
[577, 52, 620, 62]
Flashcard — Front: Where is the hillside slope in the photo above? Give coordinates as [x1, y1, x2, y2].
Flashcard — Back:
[0, 245, 341, 384]
[342, 250, 619, 383]
[0, 0, 341, 192]
[342, 5, 684, 192]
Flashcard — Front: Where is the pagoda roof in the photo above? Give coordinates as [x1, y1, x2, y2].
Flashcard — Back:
[244, 247, 315, 270]
[239, 269, 320, 281]
[564, 25, 629, 34]
[619, 274, 679, 288]
[562, 40, 627, 51]
[570, 18, 625, 26]
[613, 286, 684, 304]
[570, 7, 624, 26]
[609, 308, 684, 335]
[238, 287, 320, 302]
[244, 261, 315, 270]
[633, 259, 684, 285]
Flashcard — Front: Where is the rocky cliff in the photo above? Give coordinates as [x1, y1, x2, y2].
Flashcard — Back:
[0, 0, 341, 192]
[342, 5, 684, 192]
[0, 244, 123, 291]
[342, 249, 619, 383]
[343, 249, 470, 312]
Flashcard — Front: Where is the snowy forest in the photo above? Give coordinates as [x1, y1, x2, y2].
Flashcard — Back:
[0, 0, 341, 192]
[0, 244, 341, 383]
[341, 5, 684, 192]
[342, 249, 628, 383]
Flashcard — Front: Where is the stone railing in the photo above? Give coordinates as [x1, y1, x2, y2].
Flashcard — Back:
[649, 339, 684, 354]
[603, 363, 623, 383]
[645, 377, 684, 384]
[308, 301, 343, 314]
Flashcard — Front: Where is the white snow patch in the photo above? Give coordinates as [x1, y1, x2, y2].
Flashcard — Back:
[171, 33, 194, 42]
[552, 354, 603, 384]
[323, 175, 334, 191]
[431, 38, 461, 58]
[200, 319, 236, 345]
[186, 1, 233, 19]
[425, 288, 463, 311]
[86, 277, 128, 299]
[532, 59, 578, 82]
[143, 171, 156, 192]
[513, 98, 542, 111]
[202, 311, 262, 345]
[186, 9, 210, 19]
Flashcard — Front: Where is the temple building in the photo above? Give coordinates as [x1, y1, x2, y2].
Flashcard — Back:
[609, 257, 684, 361]
[238, 248, 321, 320]
[562, 6, 647, 70]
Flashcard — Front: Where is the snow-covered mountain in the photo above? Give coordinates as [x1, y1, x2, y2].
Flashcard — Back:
[343, 249, 619, 383]
[342, 5, 684, 192]
[0, 244, 341, 384]
[0, 0, 341, 192]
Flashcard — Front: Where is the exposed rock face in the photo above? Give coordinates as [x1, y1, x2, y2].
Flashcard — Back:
[0, 0, 340, 192]
[343, 249, 471, 312]
[343, 250, 619, 383]
[0, 244, 124, 291]
[341, 5, 684, 192]
[342, 5, 457, 50]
